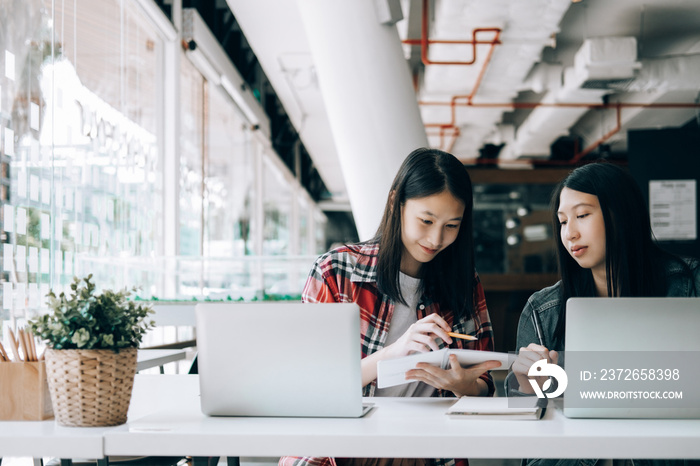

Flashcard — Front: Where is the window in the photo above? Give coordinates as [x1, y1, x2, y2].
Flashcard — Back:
[1, 0, 162, 329]
[179, 55, 204, 256]
[203, 84, 255, 257]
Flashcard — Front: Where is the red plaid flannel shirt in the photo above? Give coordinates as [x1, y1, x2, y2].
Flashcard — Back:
[280, 242, 495, 466]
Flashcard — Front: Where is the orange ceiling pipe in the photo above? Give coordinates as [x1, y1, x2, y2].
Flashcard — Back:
[418, 101, 700, 110]
[420, 100, 700, 131]
[421, 100, 700, 164]
[401, 0, 502, 66]
[422, 42, 502, 131]
[401, 0, 503, 147]
[565, 103, 622, 164]
[459, 104, 623, 166]
[445, 126, 460, 154]
[454, 100, 700, 166]
[404, 0, 700, 164]
[426, 126, 460, 153]
[420, 29, 502, 130]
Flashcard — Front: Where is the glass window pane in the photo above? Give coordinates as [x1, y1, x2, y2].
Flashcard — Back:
[262, 156, 291, 256]
[203, 84, 255, 257]
[179, 55, 203, 256]
[0, 0, 163, 331]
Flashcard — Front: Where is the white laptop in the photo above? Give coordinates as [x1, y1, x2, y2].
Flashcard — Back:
[563, 297, 700, 419]
[195, 301, 372, 417]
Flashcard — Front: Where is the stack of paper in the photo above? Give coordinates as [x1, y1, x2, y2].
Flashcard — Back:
[376, 348, 514, 389]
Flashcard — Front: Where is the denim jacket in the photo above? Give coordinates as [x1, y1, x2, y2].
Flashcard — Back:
[505, 257, 699, 466]
[506, 256, 699, 393]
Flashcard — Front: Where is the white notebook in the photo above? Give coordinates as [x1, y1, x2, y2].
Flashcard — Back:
[446, 396, 546, 420]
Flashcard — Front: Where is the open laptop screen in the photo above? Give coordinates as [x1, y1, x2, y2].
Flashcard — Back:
[563, 297, 700, 418]
[195, 301, 367, 418]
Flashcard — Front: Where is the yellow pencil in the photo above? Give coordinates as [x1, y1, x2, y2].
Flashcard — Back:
[448, 332, 478, 341]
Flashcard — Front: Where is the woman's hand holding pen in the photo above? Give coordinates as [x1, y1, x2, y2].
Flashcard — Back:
[382, 313, 454, 360]
[384, 312, 499, 397]
[361, 312, 493, 392]
[406, 354, 501, 397]
[361, 313, 456, 387]
[512, 343, 559, 394]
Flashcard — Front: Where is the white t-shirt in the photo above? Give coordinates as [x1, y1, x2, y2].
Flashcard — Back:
[374, 272, 436, 398]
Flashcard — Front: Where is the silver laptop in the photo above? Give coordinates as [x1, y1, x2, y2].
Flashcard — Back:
[564, 297, 700, 419]
[195, 302, 371, 417]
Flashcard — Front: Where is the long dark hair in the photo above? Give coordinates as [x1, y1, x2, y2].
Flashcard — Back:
[551, 161, 689, 343]
[373, 147, 476, 320]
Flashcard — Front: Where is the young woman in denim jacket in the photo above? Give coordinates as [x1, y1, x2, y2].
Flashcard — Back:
[505, 162, 700, 466]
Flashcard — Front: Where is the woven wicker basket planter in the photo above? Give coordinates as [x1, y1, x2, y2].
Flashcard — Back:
[44, 347, 138, 427]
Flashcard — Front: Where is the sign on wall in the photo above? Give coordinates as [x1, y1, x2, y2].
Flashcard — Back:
[649, 180, 697, 241]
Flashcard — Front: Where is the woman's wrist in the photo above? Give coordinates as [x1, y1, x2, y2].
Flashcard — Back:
[361, 346, 392, 387]
[453, 377, 489, 397]
[514, 373, 535, 394]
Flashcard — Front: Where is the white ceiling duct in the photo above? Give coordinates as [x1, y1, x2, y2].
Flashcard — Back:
[507, 37, 640, 159]
[571, 53, 700, 153]
[522, 62, 563, 94]
[508, 86, 608, 158]
[624, 54, 700, 92]
[568, 36, 641, 89]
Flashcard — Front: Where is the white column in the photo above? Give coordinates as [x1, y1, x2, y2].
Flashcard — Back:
[162, 0, 182, 297]
[296, 0, 428, 240]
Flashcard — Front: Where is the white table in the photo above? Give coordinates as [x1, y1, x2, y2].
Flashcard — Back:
[104, 375, 700, 460]
[0, 375, 186, 465]
[0, 421, 104, 461]
[3, 374, 700, 464]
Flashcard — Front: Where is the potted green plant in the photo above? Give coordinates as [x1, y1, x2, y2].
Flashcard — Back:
[28, 274, 155, 427]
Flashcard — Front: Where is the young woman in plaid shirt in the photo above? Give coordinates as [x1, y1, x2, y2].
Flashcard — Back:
[280, 148, 501, 466]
